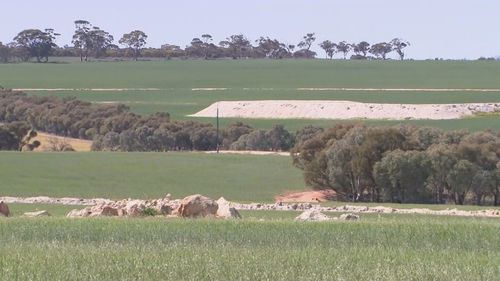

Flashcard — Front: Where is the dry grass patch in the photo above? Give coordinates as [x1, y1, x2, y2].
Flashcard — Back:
[34, 133, 92, 152]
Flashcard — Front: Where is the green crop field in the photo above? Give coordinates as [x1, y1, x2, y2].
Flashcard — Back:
[1, 60, 500, 131]
[0, 152, 303, 202]
[3, 59, 500, 89]
[0, 216, 498, 281]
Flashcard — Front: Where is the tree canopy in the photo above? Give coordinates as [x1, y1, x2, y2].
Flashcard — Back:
[119, 30, 148, 60]
[292, 124, 500, 205]
[13, 29, 59, 62]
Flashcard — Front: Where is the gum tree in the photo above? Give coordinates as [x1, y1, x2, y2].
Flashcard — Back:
[119, 30, 148, 61]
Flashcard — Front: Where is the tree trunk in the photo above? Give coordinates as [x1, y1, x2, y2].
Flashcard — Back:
[436, 185, 444, 204]
[494, 191, 499, 206]
[349, 173, 356, 202]
[475, 194, 482, 206]
[401, 183, 405, 203]
[455, 192, 465, 205]
[135, 49, 140, 61]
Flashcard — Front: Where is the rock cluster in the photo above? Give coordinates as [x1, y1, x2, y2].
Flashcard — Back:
[2, 195, 499, 218]
[295, 210, 331, 221]
[66, 194, 242, 219]
[232, 202, 393, 213]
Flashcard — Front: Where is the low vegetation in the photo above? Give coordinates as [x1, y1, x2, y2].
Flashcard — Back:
[0, 89, 294, 152]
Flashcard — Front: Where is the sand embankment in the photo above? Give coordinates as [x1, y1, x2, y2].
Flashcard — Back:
[191, 100, 500, 120]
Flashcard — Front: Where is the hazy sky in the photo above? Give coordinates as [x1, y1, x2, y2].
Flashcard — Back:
[1, 0, 499, 59]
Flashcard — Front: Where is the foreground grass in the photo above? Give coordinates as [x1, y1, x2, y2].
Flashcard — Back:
[0, 152, 303, 201]
[0, 216, 498, 281]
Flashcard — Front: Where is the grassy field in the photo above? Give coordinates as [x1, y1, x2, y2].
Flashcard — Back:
[3, 59, 500, 89]
[0, 216, 498, 281]
[1, 60, 500, 131]
[0, 152, 303, 201]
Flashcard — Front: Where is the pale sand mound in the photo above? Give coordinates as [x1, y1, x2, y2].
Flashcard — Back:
[190, 100, 500, 120]
[275, 190, 337, 203]
[192, 88, 228, 91]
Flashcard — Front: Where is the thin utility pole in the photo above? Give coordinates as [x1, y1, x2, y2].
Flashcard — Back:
[216, 103, 220, 153]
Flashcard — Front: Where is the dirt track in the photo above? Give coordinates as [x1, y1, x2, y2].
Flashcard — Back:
[13, 87, 500, 92]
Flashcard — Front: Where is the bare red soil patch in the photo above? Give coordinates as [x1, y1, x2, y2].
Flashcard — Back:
[275, 190, 336, 203]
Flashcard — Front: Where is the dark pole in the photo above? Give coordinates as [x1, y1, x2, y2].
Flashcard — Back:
[216, 103, 219, 153]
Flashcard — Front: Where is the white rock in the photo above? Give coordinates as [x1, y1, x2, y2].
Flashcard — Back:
[23, 210, 51, 217]
[295, 210, 331, 222]
[216, 198, 242, 219]
[339, 213, 360, 221]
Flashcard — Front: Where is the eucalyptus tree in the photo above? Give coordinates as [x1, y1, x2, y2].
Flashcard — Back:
[72, 20, 92, 61]
[219, 34, 252, 59]
[13, 28, 59, 62]
[72, 20, 114, 60]
[336, 41, 351, 59]
[255, 37, 290, 59]
[319, 40, 336, 59]
[88, 26, 114, 58]
[352, 41, 370, 58]
[298, 33, 316, 50]
[370, 42, 393, 60]
[390, 38, 410, 60]
[119, 30, 148, 60]
[373, 150, 432, 203]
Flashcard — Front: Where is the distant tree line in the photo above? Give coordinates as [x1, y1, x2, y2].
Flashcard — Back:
[0, 20, 411, 63]
[292, 124, 500, 206]
[0, 89, 294, 152]
[320, 38, 410, 60]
